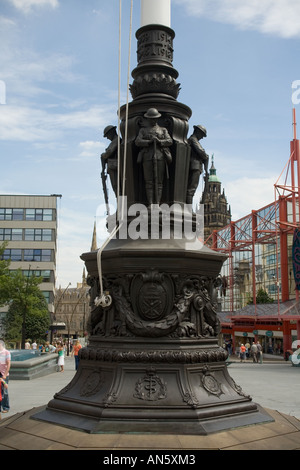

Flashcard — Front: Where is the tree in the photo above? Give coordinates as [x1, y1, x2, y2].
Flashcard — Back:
[247, 288, 274, 305]
[0, 242, 11, 307]
[3, 270, 50, 347]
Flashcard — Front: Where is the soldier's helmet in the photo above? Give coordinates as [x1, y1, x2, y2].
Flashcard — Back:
[194, 125, 207, 137]
[103, 125, 116, 137]
[144, 108, 162, 119]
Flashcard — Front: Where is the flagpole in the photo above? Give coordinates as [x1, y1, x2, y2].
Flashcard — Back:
[140, 0, 171, 27]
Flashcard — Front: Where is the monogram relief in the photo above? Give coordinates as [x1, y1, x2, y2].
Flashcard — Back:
[134, 368, 167, 402]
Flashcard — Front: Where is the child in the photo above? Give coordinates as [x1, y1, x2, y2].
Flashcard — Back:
[0, 377, 8, 419]
[56, 342, 64, 372]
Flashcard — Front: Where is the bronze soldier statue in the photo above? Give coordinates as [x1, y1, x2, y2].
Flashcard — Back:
[186, 124, 209, 204]
[135, 108, 172, 206]
[101, 125, 119, 200]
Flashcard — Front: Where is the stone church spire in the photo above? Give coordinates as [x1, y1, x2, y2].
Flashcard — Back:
[201, 155, 231, 243]
[91, 221, 98, 251]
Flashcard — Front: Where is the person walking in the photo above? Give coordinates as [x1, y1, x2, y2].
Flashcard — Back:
[245, 341, 251, 359]
[72, 340, 82, 371]
[0, 340, 10, 413]
[257, 341, 263, 364]
[251, 342, 258, 363]
[239, 344, 246, 362]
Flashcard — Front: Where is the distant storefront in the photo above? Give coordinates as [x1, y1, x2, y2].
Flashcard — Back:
[219, 300, 300, 355]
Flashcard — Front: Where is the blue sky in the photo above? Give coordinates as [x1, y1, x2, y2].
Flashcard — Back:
[1, 0, 300, 287]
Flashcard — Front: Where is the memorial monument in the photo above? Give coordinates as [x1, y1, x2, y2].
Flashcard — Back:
[34, 0, 273, 434]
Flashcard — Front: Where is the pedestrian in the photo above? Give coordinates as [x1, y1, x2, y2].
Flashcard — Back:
[0, 340, 11, 413]
[245, 341, 251, 359]
[56, 342, 64, 372]
[32, 340, 37, 350]
[72, 340, 82, 371]
[257, 341, 263, 364]
[251, 342, 258, 363]
[0, 377, 8, 419]
[239, 344, 246, 362]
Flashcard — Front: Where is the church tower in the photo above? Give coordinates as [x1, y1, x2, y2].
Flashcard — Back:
[201, 155, 231, 243]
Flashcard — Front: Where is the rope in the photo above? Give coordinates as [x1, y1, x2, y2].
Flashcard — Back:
[117, 0, 122, 212]
[121, 0, 133, 222]
[95, 0, 133, 309]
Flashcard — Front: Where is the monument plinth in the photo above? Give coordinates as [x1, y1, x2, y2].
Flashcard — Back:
[33, 0, 273, 434]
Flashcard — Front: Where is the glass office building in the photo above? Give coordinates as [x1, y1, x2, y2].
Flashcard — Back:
[0, 194, 60, 337]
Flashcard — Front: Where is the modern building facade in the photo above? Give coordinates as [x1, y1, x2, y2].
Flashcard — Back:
[0, 194, 61, 336]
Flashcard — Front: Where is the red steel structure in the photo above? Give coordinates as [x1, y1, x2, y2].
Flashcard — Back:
[206, 109, 300, 354]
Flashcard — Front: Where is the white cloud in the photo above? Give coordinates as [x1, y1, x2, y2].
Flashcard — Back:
[1, 46, 81, 99]
[175, 0, 300, 38]
[226, 176, 276, 221]
[7, 0, 59, 14]
[56, 207, 95, 286]
[0, 104, 115, 142]
[0, 15, 16, 27]
[79, 141, 103, 158]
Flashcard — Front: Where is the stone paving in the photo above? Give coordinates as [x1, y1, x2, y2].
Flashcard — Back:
[0, 354, 299, 451]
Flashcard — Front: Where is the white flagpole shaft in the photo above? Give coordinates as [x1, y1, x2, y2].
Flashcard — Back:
[140, 0, 171, 27]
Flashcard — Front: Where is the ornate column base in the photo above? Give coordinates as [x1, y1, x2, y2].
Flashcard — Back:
[33, 237, 273, 434]
[34, 337, 272, 434]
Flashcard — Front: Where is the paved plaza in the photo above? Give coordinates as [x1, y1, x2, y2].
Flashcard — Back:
[3, 354, 299, 420]
[0, 354, 299, 450]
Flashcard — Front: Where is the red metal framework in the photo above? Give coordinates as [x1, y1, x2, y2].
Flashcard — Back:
[206, 109, 300, 311]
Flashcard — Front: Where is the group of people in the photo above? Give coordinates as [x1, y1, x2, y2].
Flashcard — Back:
[239, 341, 263, 363]
[53, 340, 83, 372]
[0, 340, 10, 418]
[0, 338, 83, 418]
[24, 339, 82, 370]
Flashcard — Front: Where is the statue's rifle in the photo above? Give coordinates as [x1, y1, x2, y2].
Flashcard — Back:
[101, 156, 110, 215]
[153, 137, 158, 204]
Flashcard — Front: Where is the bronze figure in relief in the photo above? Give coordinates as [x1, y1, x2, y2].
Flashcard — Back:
[186, 124, 209, 204]
[135, 108, 172, 205]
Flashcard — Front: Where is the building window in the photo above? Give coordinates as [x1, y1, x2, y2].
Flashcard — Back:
[266, 254, 277, 265]
[24, 229, 52, 241]
[22, 270, 52, 282]
[0, 228, 53, 241]
[2, 249, 22, 261]
[0, 208, 24, 220]
[24, 249, 52, 262]
[25, 209, 54, 221]
[0, 229, 23, 241]
[42, 291, 51, 303]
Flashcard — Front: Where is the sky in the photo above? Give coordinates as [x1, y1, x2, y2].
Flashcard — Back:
[1, 0, 300, 287]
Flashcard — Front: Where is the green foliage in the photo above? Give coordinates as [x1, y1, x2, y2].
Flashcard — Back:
[0, 242, 11, 306]
[247, 288, 274, 305]
[2, 269, 50, 344]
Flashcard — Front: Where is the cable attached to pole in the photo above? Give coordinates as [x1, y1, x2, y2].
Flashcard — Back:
[95, 0, 133, 309]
